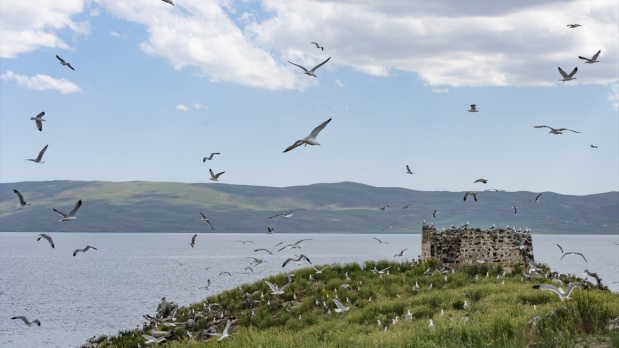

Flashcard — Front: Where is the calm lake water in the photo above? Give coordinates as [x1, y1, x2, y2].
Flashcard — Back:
[0, 232, 617, 347]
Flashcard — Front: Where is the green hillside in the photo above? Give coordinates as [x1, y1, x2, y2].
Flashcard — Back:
[1, 181, 617, 233]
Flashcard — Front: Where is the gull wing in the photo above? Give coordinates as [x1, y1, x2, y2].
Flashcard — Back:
[56, 55, 66, 64]
[287, 61, 309, 73]
[532, 284, 563, 296]
[36, 145, 49, 161]
[200, 212, 207, 220]
[264, 280, 279, 292]
[333, 298, 346, 310]
[558, 67, 569, 78]
[53, 208, 68, 218]
[309, 118, 332, 139]
[68, 200, 82, 217]
[565, 67, 578, 78]
[67, 64, 75, 71]
[560, 252, 587, 262]
[557, 128, 581, 133]
[206, 220, 215, 230]
[283, 140, 304, 153]
[565, 282, 582, 297]
[535, 193, 542, 201]
[533, 125, 550, 129]
[554, 244, 563, 253]
[591, 50, 601, 61]
[310, 56, 331, 72]
[13, 189, 27, 205]
[222, 319, 231, 335]
[38, 233, 55, 248]
[36, 120, 43, 131]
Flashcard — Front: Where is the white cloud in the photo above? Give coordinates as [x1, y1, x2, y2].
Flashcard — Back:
[194, 103, 208, 110]
[109, 31, 120, 37]
[175, 104, 188, 111]
[335, 79, 345, 87]
[0, 70, 81, 93]
[0, 0, 89, 58]
[431, 87, 449, 93]
[609, 83, 619, 111]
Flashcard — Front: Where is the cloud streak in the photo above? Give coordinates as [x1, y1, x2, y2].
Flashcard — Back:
[0, 71, 82, 94]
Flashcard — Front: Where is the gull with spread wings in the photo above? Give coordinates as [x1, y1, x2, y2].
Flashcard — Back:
[558, 67, 577, 83]
[578, 50, 601, 64]
[30, 112, 46, 131]
[283, 118, 332, 152]
[199, 212, 215, 230]
[25, 145, 48, 163]
[53, 199, 82, 221]
[534, 125, 581, 134]
[56, 55, 75, 70]
[287, 57, 331, 77]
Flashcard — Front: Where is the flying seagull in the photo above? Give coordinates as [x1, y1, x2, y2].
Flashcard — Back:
[278, 239, 312, 252]
[474, 179, 488, 184]
[199, 213, 215, 230]
[30, 112, 45, 131]
[283, 118, 332, 153]
[405, 165, 413, 174]
[554, 244, 564, 253]
[161, 0, 174, 5]
[268, 209, 306, 219]
[203, 152, 220, 161]
[206, 319, 231, 341]
[382, 222, 397, 230]
[532, 193, 543, 202]
[73, 245, 97, 256]
[394, 248, 408, 257]
[282, 254, 311, 267]
[589, 144, 598, 148]
[533, 125, 581, 134]
[512, 205, 518, 214]
[373, 237, 389, 244]
[531, 282, 581, 301]
[209, 169, 225, 181]
[467, 104, 479, 112]
[463, 192, 478, 202]
[56, 55, 74, 70]
[264, 279, 293, 294]
[432, 209, 438, 218]
[267, 227, 274, 234]
[558, 67, 577, 83]
[142, 334, 166, 345]
[25, 144, 48, 163]
[189, 234, 197, 248]
[560, 252, 587, 263]
[311, 42, 324, 51]
[254, 242, 283, 255]
[583, 269, 602, 285]
[566, 24, 581, 28]
[378, 205, 389, 211]
[333, 298, 350, 313]
[37, 233, 54, 248]
[13, 189, 30, 208]
[53, 200, 82, 221]
[287, 56, 331, 77]
[11, 316, 41, 326]
[578, 50, 601, 64]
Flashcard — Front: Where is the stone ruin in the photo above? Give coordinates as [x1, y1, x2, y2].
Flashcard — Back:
[421, 224, 534, 267]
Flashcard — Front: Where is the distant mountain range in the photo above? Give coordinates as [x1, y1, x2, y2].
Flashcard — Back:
[1, 181, 617, 234]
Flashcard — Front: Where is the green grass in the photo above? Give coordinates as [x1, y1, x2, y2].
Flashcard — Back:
[91, 260, 619, 347]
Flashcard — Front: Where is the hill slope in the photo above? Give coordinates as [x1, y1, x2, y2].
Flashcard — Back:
[1, 181, 617, 233]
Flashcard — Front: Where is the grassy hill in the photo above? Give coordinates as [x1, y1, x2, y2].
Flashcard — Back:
[1, 180, 617, 233]
[89, 260, 619, 347]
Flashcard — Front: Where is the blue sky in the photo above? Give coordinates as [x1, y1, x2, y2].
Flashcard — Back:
[1, 0, 617, 195]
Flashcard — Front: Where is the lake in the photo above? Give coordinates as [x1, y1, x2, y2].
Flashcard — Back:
[0, 232, 617, 347]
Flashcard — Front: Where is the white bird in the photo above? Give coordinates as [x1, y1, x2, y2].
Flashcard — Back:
[533, 125, 581, 134]
[254, 242, 283, 255]
[531, 282, 581, 301]
[560, 252, 587, 263]
[311, 42, 324, 51]
[207, 320, 231, 341]
[189, 234, 197, 248]
[558, 67, 577, 83]
[373, 237, 389, 244]
[283, 118, 332, 152]
[429, 319, 435, 330]
[141, 333, 166, 345]
[567, 24, 581, 28]
[13, 189, 30, 208]
[287, 57, 331, 77]
[467, 104, 479, 112]
[404, 309, 412, 320]
[463, 301, 470, 310]
[394, 248, 407, 257]
[312, 264, 333, 274]
[282, 254, 311, 267]
[73, 245, 97, 256]
[461, 313, 470, 324]
[278, 239, 312, 252]
[53, 199, 82, 221]
[161, 0, 174, 5]
[264, 279, 292, 295]
[56, 55, 75, 70]
[268, 209, 305, 219]
[578, 50, 601, 64]
[202, 152, 220, 161]
[405, 165, 413, 174]
[199, 212, 215, 230]
[30, 112, 45, 131]
[209, 169, 225, 181]
[37, 233, 54, 248]
[11, 316, 41, 326]
[512, 206, 518, 214]
[25, 144, 48, 163]
[332, 298, 350, 313]
[532, 193, 543, 202]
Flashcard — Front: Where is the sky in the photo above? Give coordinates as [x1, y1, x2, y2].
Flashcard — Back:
[0, 0, 618, 196]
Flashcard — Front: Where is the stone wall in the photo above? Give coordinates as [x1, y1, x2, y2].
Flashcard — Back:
[421, 225, 534, 266]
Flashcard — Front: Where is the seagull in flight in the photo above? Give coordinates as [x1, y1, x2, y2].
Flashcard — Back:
[311, 42, 324, 51]
[30, 112, 45, 131]
[269, 209, 306, 219]
[203, 152, 220, 161]
[53, 200, 82, 221]
[560, 252, 587, 263]
[254, 242, 283, 255]
[463, 192, 478, 202]
[382, 222, 397, 230]
[554, 244, 564, 253]
[199, 213, 215, 230]
[558, 67, 577, 83]
[56, 55, 75, 70]
[13, 189, 31, 208]
[405, 165, 413, 174]
[73, 245, 97, 256]
[278, 239, 312, 252]
[209, 169, 225, 181]
[531, 282, 581, 301]
[267, 227, 274, 234]
[287, 57, 331, 77]
[566, 24, 581, 28]
[142, 334, 166, 345]
[394, 248, 408, 257]
[282, 254, 311, 267]
[589, 144, 598, 148]
[432, 209, 438, 218]
[11, 316, 41, 326]
[378, 205, 389, 211]
[532, 193, 543, 202]
[189, 234, 197, 248]
[37, 233, 54, 248]
[534, 125, 581, 134]
[512, 205, 517, 214]
[467, 104, 479, 112]
[283, 118, 332, 152]
[206, 319, 231, 341]
[264, 279, 293, 294]
[474, 179, 488, 184]
[25, 144, 48, 163]
[161, 0, 174, 5]
[333, 298, 350, 313]
[373, 237, 389, 244]
[578, 50, 601, 64]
